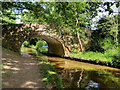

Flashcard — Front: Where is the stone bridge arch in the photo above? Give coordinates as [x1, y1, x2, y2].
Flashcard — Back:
[23, 35, 65, 56]
[2, 23, 90, 56]
[2, 24, 67, 56]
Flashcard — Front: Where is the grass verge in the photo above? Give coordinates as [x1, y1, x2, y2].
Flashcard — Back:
[36, 53, 64, 89]
[68, 51, 112, 63]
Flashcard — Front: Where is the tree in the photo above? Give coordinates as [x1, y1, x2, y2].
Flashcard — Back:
[90, 13, 120, 66]
[1, 2, 27, 25]
[1, 2, 16, 25]
[20, 2, 46, 23]
[39, 2, 102, 52]
[98, 14, 119, 47]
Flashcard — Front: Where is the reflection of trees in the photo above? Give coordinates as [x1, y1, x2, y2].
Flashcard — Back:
[84, 70, 120, 89]
[59, 69, 120, 89]
[77, 69, 83, 88]
[59, 69, 73, 87]
[59, 69, 88, 88]
[96, 70, 120, 88]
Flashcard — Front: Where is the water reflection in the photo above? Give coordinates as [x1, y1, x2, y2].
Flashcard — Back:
[85, 80, 99, 89]
[21, 52, 31, 57]
[21, 47, 120, 89]
[58, 69, 120, 89]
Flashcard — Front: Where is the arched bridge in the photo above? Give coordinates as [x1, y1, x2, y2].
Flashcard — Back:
[2, 23, 90, 56]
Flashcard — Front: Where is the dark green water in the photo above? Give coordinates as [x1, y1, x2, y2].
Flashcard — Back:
[21, 47, 120, 89]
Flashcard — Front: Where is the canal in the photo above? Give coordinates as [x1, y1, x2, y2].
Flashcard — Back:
[21, 47, 120, 89]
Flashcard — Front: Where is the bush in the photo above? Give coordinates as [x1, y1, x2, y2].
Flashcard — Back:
[99, 37, 114, 51]
[36, 40, 48, 52]
[104, 46, 120, 67]
[22, 41, 29, 47]
[72, 49, 79, 53]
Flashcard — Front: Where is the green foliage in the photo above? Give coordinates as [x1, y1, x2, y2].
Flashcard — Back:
[90, 14, 120, 66]
[36, 55, 64, 88]
[69, 51, 112, 62]
[36, 40, 46, 48]
[19, 2, 106, 36]
[22, 38, 48, 52]
[29, 38, 38, 45]
[99, 37, 114, 50]
[1, 2, 17, 25]
[22, 41, 29, 47]
[72, 49, 79, 53]
[104, 46, 119, 58]
[36, 40, 48, 52]
[103, 46, 120, 67]
[1, 2, 27, 25]
[107, 46, 120, 67]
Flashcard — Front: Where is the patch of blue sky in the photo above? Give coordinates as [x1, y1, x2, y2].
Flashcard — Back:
[15, 8, 29, 23]
[91, 2, 119, 30]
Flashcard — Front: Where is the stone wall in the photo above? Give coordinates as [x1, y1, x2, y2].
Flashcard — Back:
[2, 24, 30, 52]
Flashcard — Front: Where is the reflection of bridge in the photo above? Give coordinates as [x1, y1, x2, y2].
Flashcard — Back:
[2, 23, 90, 56]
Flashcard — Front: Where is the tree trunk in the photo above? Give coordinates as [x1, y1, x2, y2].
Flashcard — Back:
[76, 17, 84, 53]
[76, 31, 84, 53]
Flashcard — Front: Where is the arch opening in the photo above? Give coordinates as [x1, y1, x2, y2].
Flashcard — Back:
[20, 36, 65, 56]
[21, 38, 48, 56]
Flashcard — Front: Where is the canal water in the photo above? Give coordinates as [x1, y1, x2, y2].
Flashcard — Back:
[21, 47, 120, 89]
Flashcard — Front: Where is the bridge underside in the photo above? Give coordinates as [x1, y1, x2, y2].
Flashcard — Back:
[2, 36, 65, 56]
[30, 36, 65, 56]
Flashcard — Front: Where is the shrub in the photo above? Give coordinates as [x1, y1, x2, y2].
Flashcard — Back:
[104, 46, 120, 66]
[22, 41, 29, 47]
[36, 40, 48, 52]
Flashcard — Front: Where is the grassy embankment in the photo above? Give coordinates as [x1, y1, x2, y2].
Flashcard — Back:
[68, 49, 120, 68]
[68, 51, 112, 62]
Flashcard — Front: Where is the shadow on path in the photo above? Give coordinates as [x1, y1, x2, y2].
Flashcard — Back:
[2, 48, 45, 88]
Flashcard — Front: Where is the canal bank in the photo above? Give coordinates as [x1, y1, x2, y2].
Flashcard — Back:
[21, 47, 120, 89]
[2, 47, 120, 89]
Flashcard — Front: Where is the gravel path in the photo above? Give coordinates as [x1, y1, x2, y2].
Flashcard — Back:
[2, 48, 45, 88]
